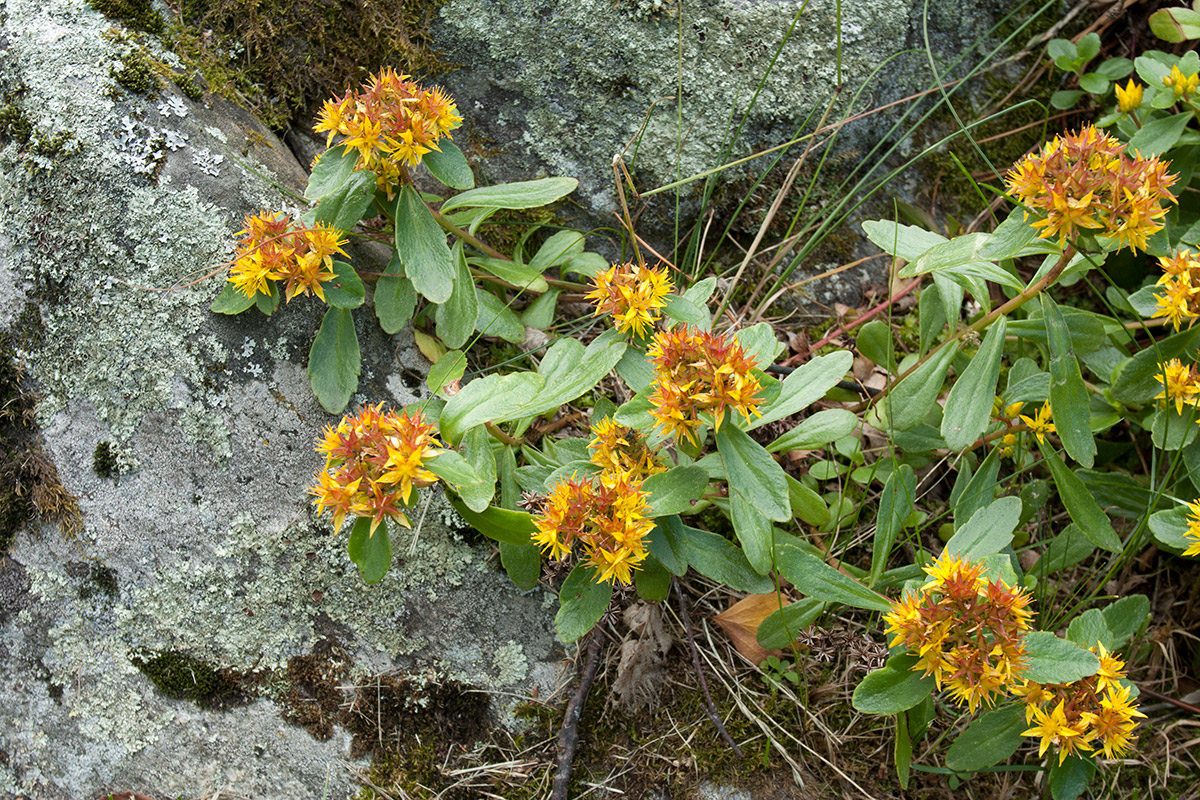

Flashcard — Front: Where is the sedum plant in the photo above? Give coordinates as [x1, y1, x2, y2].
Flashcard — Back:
[211, 69, 585, 413]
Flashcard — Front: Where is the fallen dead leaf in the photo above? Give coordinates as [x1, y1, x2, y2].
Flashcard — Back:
[712, 593, 792, 666]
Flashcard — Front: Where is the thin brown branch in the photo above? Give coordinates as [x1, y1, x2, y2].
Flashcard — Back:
[550, 623, 607, 800]
[673, 577, 744, 758]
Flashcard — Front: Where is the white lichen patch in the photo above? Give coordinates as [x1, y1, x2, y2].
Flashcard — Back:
[491, 641, 529, 686]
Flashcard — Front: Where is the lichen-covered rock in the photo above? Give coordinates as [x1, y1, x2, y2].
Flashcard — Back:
[0, 3, 562, 798]
[430, 0, 997, 233]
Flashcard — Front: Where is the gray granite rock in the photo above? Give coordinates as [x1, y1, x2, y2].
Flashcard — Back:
[0, 2, 563, 798]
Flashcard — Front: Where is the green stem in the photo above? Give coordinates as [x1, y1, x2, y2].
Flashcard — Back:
[862, 246, 1076, 412]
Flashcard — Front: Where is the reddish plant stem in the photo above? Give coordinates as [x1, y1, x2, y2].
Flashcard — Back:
[789, 277, 922, 365]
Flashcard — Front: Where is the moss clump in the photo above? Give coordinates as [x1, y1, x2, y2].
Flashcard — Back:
[0, 330, 82, 547]
[172, 71, 206, 102]
[93, 441, 118, 479]
[0, 103, 33, 147]
[112, 45, 162, 96]
[173, 0, 450, 129]
[88, 0, 166, 34]
[132, 650, 249, 708]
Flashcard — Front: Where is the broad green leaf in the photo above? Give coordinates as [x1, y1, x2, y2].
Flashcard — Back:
[756, 598, 825, 648]
[786, 475, 829, 526]
[767, 409, 858, 452]
[870, 465, 915, 586]
[1101, 595, 1150, 649]
[634, 554, 671, 601]
[944, 705, 1026, 772]
[614, 345, 655, 393]
[555, 564, 612, 643]
[312, 170, 376, 232]
[476, 290, 526, 343]
[861, 220, 946, 261]
[953, 448, 1000, 523]
[678, 525, 774, 594]
[427, 350, 467, 397]
[898, 232, 990, 279]
[895, 712, 912, 790]
[210, 282, 256, 315]
[736, 323, 783, 369]
[529, 230, 585, 273]
[941, 316, 1006, 450]
[1067, 609, 1112, 651]
[323, 261, 365, 309]
[1076, 32, 1101, 63]
[1128, 111, 1193, 157]
[852, 654, 935, 715]
[1007, 309, 1110, 354]
[422, 140, 474, 190]
[613, 389, 654, 430]
[347, 517, 392, 584]
[439, 372, 544, 444]
[562, 250, 607, 279]
[1048, 755, 1096, 800]
[946, 496, 1022, 561]
[729, 494, 775, 575]
[500, 541, 541, 591]
[470, 255, 550, 293]
[874, 343, 956, 432]
[663, 293, 710, 326]
[1149, 8, 1200, 43]
[495, 330, 626, 422]
[521, 288, 560, 329]
[448, 498, 534, 545]
[375, 258, 417, 334]
[1113, 325, 1200, 403]
[643, 465, 709, 516]
[1039, 442, 1122, 552]
[458, 425, 498, 512]
[1022, 631, 1101, 683]
[435, 243, 479, 349]
[776, 545, 891, 611]
[305, 145, 359, 200]
[979, 208, 1051, 260]
[755, 351, 854, 427]
[307, 307, 360, 414]
[1034, 524, 1096, 575]
[1150, 408, 1199, 451]
[918, 287, 947, 356]
[426, 448, 481, 488]
[857, 320, 895, 372]
[1078, 73, 1109, 94]
[1148, 504, 1192, 551]
[254, 281, 281, 315]
[717, 423, 791, 522]
[647, 515, 688, 576]
[396, 184, 454, 304]
[440, 177, 578, 213]
[1042, 295, 1095, 467]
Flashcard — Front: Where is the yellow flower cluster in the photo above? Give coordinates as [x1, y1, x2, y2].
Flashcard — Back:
[1178, 498, 1200, 557]
[586, 261, 674, 338]
[1115, 80, 1143, 114]
[228, 211, 348, 302]
[884, 552, 1034, 713]
[647, 326, 764, 444]
[309, 404, 442, 533]
[1019, 402, 1056, 445]
[1018, 644, 1146, 764]
[1153, 358, 1200, 415]
[314, 67, 462, 194]
[1005, 125, 1177, 251]
[1164, 65, 1200, 99]
[1153, 249, 1200, 330]
[531, 420, 661, 585]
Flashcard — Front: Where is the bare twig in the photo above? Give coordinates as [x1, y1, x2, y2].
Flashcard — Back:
[673, 577, 744, 757]
[550, 623, 608, 800]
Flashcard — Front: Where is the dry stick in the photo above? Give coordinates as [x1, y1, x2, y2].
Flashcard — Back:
[1138, 684, 1200, 716]
[673, 577, 744, 757]
[550, 623, 607, 800]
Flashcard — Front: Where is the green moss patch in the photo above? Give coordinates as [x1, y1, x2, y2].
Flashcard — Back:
[172, 0, 450, 129]
[132, 650, 252, 708]
[87, 0, 166, 35]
